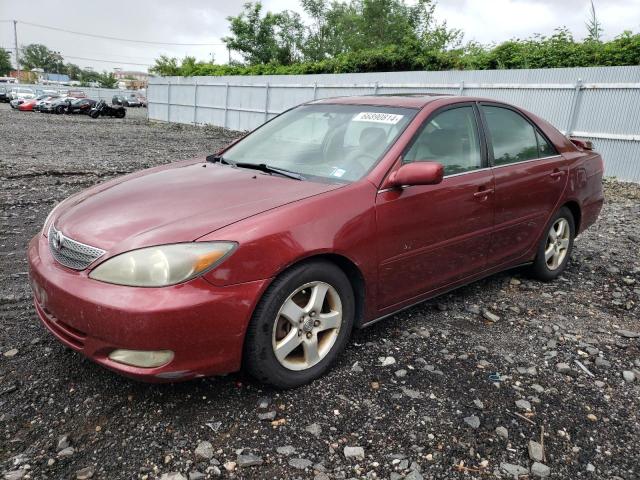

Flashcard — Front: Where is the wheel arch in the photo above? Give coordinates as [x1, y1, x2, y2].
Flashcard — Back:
[562, 200, 582, 234]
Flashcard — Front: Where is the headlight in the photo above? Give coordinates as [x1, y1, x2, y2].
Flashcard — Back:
[89, 242, 236, 287]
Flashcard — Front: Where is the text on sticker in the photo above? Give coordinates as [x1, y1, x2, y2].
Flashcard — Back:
[353, 112, 404, 124]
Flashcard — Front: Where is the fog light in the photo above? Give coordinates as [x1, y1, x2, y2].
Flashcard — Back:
[108, 349, 174, 368]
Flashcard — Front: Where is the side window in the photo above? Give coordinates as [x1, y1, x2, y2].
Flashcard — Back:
[483, 106, 539, 166]
[536, 130, 557, 157]
[404, 106, 482, 176]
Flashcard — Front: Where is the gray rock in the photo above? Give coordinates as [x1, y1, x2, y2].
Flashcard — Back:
[160, 474, 187, 480]
[473, 399, 484, 409]
[351, 362, 363, 373]
[622, 370, 636, 382]
[595, 357, 611, 368]
[237, 454, 263, 467]
[586, 463, 596, 473]
[306, 423, 322, 436]
[395, 369, 407, 378]
[288, 458, 313, 470]
[463, 415, 480, 429]
[528, 440, 544, 462]
[315, 473, 331, 480]
[276, 445, 296, 455]
[531, 384, 545, 393]
[404, 470, 424, 480]
[401, 387, 423, 399]
[556, 362, 571, 374]
[3, 348, 18, 358]
[482, 309, 500, 322]
[57, 447, 75, 458]
[531, 462, 551, 478]
[258, 411, 277, 421]
[515, 399, 531, 411]
[495, 426, 508, 439]
[57, 434, 70, 451]
[343, 446, 365, 460]
[189, 472, 205, 480]
[500, 463, 529, 477]
[380, 356, 396, 366]
[616, 329, 640, 338]
[76, 467, 95, 479]
[194, 441, 214, 460]
[3, 470, 26, 480]
[466, 304, 481, 314]
[256, 396, 271, 409]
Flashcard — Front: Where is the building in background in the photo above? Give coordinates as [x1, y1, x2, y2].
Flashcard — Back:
[113, 70, 149, 90]
[9, 70, 37, 83]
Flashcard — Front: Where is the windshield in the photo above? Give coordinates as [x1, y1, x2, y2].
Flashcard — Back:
[223, 104, 417, 182]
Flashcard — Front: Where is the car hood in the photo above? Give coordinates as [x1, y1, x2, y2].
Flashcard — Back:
[53, 158, 342, 254]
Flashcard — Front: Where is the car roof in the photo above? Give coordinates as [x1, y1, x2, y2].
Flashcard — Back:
[310, 94, 453, 109]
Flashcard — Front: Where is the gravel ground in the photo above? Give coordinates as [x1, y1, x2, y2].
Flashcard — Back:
[1, 102, 639, 480]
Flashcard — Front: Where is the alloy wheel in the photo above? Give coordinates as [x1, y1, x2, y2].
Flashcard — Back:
[545, 217, 570, 270]
[272, 281, 342, 371]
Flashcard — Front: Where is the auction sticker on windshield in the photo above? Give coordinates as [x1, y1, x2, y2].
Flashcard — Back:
[352, 112, 404, 124]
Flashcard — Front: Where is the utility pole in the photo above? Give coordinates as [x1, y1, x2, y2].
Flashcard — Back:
[227, 46, 231, 64]
[13, 20, 20, 82]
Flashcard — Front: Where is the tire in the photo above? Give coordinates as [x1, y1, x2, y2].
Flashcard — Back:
[244, 260, 355, 388]
[55, 105, 65, 114]
[89, 110, 99, 119]
[529, 206, 575, 281]
[116, 110, 126, 118]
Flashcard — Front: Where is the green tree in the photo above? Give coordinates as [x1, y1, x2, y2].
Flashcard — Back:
[0, 48, 12, 76]
[97, 72, 118, 88]
[223, 2, 305, 65]
[20, 44, 64, 72]
[150, 55, 181, 76]
[65, 63, 83, 80]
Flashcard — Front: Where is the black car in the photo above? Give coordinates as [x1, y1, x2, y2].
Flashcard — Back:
[112, 94, 141, 107]
[67, 98, 97, 114]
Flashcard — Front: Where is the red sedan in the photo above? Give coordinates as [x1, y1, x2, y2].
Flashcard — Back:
[28, 95, 604, 387]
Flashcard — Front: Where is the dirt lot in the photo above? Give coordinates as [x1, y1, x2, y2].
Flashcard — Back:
[0, 102, 639, 480]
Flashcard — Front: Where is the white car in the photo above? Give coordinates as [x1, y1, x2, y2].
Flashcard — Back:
[8, 87, 36, 108]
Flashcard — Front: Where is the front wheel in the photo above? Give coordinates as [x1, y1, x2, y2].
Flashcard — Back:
[115, 109, 125, 118]
[529, 206, 575, 281]
[89, 110, 99, 119]
[244, 261, 355, 388]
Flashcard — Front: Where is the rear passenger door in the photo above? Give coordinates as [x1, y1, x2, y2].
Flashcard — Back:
[480, 103, 568, 268]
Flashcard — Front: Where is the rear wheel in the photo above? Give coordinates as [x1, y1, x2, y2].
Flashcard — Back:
[115, 109, 126, 119]
[244, 261, 354, 388]
[529, 206, 575, 281]
[55, 105, 65, 114]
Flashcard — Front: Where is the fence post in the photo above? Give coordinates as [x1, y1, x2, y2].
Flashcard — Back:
[167, 82, 172, 124]
[313, 82, 318, 100]
[193, 81, 198, 126]
[566, 78, 583, 135]
[264, 82, 270, 122]
[458, 80, 465, 96]
[223, 82, 229, 129]
[373, 81, 379, 95]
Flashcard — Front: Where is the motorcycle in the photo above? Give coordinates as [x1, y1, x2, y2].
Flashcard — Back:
[89, 100, 126, 119]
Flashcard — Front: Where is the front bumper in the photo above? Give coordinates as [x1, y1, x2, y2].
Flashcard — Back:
[28, 233, 269, 382]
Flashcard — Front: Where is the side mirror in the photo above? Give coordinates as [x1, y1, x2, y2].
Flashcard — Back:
[387, 161, 444, 188]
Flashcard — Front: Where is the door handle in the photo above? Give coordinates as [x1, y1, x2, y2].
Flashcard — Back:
[473, 188, 494, 198]
[549, 170, 565, 179]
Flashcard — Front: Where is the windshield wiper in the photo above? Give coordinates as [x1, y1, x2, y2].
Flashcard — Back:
[233, 162, 305, 180]
[206, 153, 232, 165]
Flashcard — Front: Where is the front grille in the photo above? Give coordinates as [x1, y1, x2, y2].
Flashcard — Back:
[48, 225, 105, 270]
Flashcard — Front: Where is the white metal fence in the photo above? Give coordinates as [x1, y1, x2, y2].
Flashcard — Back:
[148, 66, 640, 182]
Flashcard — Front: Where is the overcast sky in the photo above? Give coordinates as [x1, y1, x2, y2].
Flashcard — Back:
[1, 0, 639, 73]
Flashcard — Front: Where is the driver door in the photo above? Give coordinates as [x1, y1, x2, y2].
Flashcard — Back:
[375, 103, 495, 309]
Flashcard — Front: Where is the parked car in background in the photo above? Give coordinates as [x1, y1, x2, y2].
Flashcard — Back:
[66, 90, 86, 98]
[0, 86, 8, 103]
[90, 99, 126, 118]
[34, 95, 60, 112]
[136, 95, 147, 107]
[66, 98, 97, 114]
[18, 94, 56, 112]
[28, 95, 604, 387]
[112, 94, 141, 107]
[8, 87, 36, 102]
[41, 97, 74, 114]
